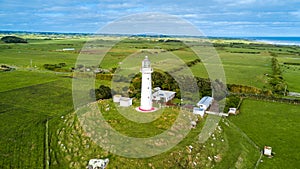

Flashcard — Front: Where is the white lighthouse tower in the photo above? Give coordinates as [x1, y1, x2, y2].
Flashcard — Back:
[139, 56, 154, 111]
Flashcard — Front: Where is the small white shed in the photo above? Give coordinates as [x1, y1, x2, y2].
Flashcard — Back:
[62, 48, 75, 51]
[152, 89, 176, 103]
[264, 146, 272, 156]
[228, 108, 237, 115]
[193, 107, 205, 117]
[120, 97, 132, 107]
[113, 95, 122, 103]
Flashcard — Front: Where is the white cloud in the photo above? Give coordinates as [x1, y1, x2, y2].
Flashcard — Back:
[290, 10, 300, 18]
[232, 0, 256, 5]
[1, 0, 300, 36]
[176, 14, 198, 19]
[35, 13, 64, 18]
[40, 5, 91, 12]
[105, 3, 140, 9]
[213, 0, 288, 8]
[100, 13, 201, 36]
[214, 0, 256, 6]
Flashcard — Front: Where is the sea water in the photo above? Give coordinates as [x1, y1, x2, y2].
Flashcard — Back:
[246, 37, 300, 46]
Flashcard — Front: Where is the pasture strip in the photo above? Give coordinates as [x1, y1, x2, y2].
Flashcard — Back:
[45, 119, 49, 169]
[254, 153, 263, 169]
[225, 118, 259, 150]
[0, 79, 59, 93]
[226, 118, 264, 169]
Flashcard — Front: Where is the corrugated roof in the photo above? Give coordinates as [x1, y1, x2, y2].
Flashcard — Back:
[197, 96, 213, 107]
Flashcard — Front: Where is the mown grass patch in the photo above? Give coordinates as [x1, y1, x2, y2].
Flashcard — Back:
[0, 78, 74, 168]
[0, 71, 60, 92]
[279, 57, 300, 92]
[229, 99, 300, 169]
[281, 65, 300, 92]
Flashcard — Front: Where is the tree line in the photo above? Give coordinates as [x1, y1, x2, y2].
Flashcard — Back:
[268, 55, 287, 95]
[43, 63, 71, 72]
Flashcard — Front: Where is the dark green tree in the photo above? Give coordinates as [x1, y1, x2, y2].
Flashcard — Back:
[91, 85, 112, 100]
[1, 36, 27, 43]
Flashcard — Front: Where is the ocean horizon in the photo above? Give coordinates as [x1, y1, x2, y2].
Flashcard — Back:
[244, 37, 300, 46]
[1, 30, 300, 46]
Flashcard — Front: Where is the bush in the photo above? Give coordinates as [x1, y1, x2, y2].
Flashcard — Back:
[43, 63, 70, 72]
[186, 59, 201, 67]
[224, 95, 240, 112]
[0, 65, 15, 71]
[228, 84, 262, 94]
[1, 36, 27, 43]
[91, 85, 113, 100]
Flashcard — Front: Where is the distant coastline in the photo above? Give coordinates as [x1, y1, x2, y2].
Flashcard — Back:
[243, 37, 300, 46]
[1, 30, 300, 46]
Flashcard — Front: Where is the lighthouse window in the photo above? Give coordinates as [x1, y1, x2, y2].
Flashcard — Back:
[148, 87, 149, 89]
[147, 78, 149, 80]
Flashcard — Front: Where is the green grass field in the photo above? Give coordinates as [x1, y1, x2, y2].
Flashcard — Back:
[1, 36, 299, 92]
[0, 73, 73, 168]
[279, 57, 300, 92]
[281, 66, 300, 92]
[229, 99, 300, 169]
[217, 47, 272, 88]
[0, 71, 60, 92]
[1, 35, 300, 168]
[0, 39, 84, 69]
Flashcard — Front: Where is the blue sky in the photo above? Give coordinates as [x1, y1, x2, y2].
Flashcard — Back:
[0, 0, 300, 36]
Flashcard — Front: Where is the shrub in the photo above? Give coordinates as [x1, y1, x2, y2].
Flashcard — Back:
[91, 85, 113, 100]
[1, 36, 27, 43]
